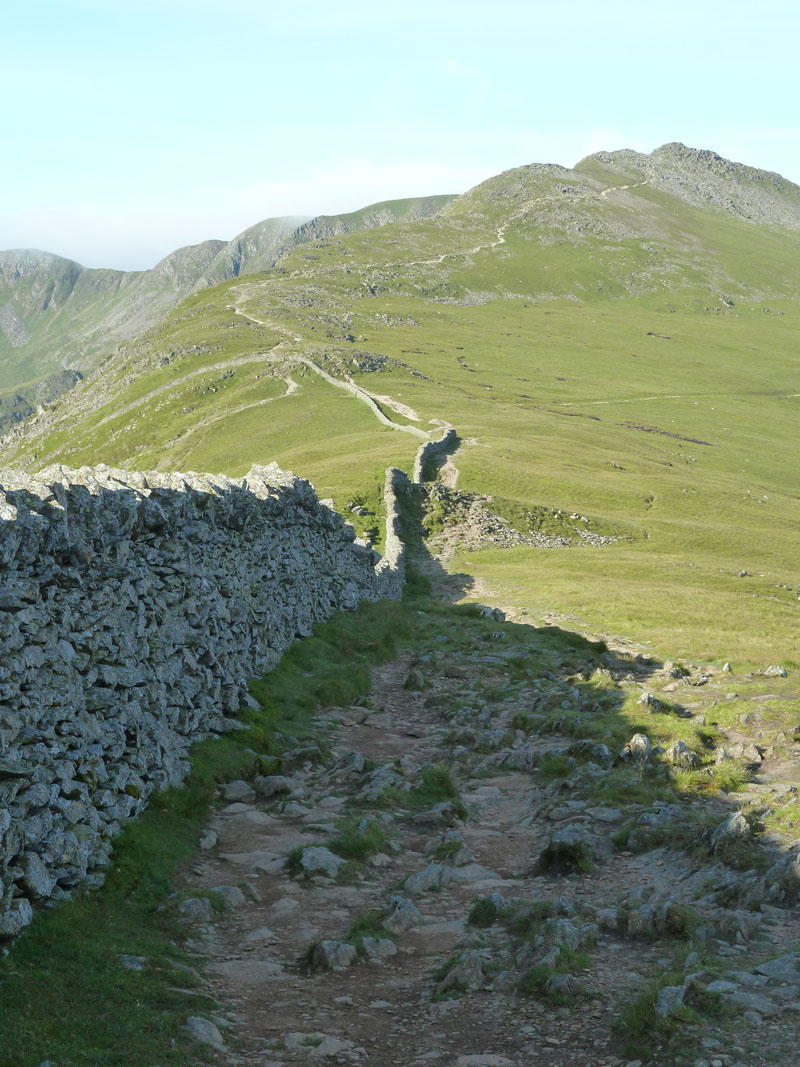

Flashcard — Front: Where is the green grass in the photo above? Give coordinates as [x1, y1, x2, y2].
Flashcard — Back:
[467, 898, 501, 927]
[662, 903, 701, 940]
[616, 968, 691, 1059]
[7, 159, 800, 670]
[379, 762, 467, 819]
[537, 838, 594, 874]
[327, 818, 388, 861]
[537, 752, 572, 782]
[434, 840, 464, 861]
[613, 955, 736, 1062]
[345, 909, 397, 957]
[499, 900, 555, 941]
[519, 946, 591, 1001]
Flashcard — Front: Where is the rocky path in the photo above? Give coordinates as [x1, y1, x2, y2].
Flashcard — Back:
[174, 621, 800, 1067]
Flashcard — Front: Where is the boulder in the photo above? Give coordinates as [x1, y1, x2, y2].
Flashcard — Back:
[620, 733, 652, 763]
[383, 896, 423, 934]
[312, 940, 358, 971]
[177, 897, 214, 923]
[437, 949, 485, 993]
[297, 847, 345, 879]
[664, 739, 700, 768]
[254, 775, 296, 799]
[19, 852, 55, 901]
[405, 863, 452, 896]
[184, 1017, 225, 1050]
[361, 936, 397, 960]
[220, 780, 255, 804]
[0, 898, 33, 938]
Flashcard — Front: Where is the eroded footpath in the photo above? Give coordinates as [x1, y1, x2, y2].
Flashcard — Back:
[176, 609, 800, 1067]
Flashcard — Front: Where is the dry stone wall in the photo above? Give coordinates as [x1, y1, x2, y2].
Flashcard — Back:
[413, 428, 458, 483]
[0, 460, 403, 940]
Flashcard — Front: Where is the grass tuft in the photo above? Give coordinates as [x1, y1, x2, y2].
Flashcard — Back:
[467, 898, 500, 927]
[328, 818, 388, 861]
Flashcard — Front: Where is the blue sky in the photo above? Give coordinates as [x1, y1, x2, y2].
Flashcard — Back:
[3, 0, 799, 269]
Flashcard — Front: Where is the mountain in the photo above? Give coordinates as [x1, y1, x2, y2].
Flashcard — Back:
[196, 216, 310, 287]
[576, 142, 800, 229]
[0, 241, 223, 393]
[286, 194, 455, 244]
[0, 195, 457, 419]
[198, 196, 453, 288]
[2, 143, 799, 669]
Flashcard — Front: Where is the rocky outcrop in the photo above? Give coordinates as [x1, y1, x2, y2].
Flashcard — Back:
[0, 460, 404, 938]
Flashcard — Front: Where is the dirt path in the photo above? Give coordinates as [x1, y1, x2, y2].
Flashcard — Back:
[176, 633, 800, 1067]
[230, 306, 430, 440]
[600, 181, 651, 200]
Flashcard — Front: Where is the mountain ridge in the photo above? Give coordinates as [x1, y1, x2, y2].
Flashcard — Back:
[0, 196, 456, 415]
[3, 140, 800, 440]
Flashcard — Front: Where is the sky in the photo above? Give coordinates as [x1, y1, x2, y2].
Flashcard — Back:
[3, 0, 799, 270]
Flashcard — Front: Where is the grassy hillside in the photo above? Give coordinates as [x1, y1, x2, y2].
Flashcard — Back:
[0, 196, 455, 418]
[3, 144, 799, 665]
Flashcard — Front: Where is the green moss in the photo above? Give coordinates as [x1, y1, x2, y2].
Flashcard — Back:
[467, 898, 500, 927]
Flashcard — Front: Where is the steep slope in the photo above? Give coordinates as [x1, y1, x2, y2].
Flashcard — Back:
[196, 196, 454, 286]
[197, 216, 310, 287]
[0, 195, 455, 417]
[0, 367, 83, 431]
[0, 240, 226, 393]
[3, 144, 799, 664]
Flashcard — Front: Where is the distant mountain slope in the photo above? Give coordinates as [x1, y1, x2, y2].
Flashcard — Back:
[8, 141, 800, 466]
[196, 216, 310, 287]
[0, 239, 228, 393]
[6, 140, 799, 477]
[0, 367, 83, 432]
[195, 196, 455, 287]
[0, 195, 456, 415]
[289, 194, 455, 243]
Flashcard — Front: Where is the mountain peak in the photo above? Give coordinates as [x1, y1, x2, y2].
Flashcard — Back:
[575, 141, 800, 229]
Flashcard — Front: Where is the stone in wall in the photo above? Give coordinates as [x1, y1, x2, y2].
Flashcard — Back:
[413, 428, 458, 484]
[0, 460, 403, 939]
